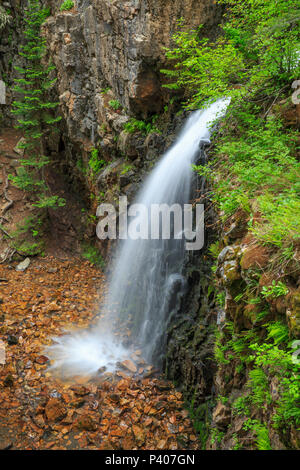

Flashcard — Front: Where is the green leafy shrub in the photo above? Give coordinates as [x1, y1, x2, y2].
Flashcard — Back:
[261, 281, 289, 299]
[162, 0, 300, 109]
[247, 368, 271, 407]
[60, 0, 74, 11]
[163, 0, 300, 254]
[108, 99, 122, 111]
[88, 148, 106, 175]
[243, 419, 272, 450]
[82, 244, 104, 268]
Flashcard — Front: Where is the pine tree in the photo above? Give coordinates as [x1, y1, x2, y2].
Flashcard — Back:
[11, 0, 65, 210]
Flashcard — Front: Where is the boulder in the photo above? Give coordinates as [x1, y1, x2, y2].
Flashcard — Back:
[16, 257, 31, 272]
[45, 398, 67, 423]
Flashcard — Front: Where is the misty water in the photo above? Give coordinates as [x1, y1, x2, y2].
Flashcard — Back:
[47, 99, 229, 377]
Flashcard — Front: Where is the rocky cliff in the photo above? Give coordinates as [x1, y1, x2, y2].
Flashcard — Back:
[41, 0, 219, 146]
[1, 0, 298, 451]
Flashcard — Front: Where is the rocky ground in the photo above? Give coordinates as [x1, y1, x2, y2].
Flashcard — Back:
[0, 257, 199, 450]
[0, 130, 198, 451]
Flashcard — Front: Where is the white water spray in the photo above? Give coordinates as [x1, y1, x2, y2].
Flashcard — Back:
[47, 99, 229, 377]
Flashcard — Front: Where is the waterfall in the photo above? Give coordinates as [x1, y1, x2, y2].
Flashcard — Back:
[47, 98, 229, 377]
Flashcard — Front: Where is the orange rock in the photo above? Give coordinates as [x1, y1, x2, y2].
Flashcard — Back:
[45, 398, 67, 423]
[157, 439, 167, 449]
[74, 414, 98, 432]
[120, 359, 137, 373]
[122, 435, 136, 450]
[132, 425, 145, 446]
[35, 355, 49, 365]
[117, 378, 130, 390]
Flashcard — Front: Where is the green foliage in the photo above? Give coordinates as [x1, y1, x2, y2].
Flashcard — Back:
[164, 0, 300, 254]
[247, 368, 271, 407]
[108, 99, 122, 111]
[161, 27, 245, 108]
[208, 241, 221, 259]
[215, 317, 300, 441]
[11, 0, 62, 213]
[252, 193, 300, 247]
[59, 0, 74, 11]
[265, 321, 289, 346]
[216, 291, 225, 308]
[272, 374, 300, 429]
[196, 110, 300, 250]
[215, 322, 259, 366]
[13, 240, 44, 256]
[124, 117, 160, 135]
[243, 419, 272, 450]
[12, 215, 42, 237]
[210, 428, 225, 446]
[232, 396, 250, 417]
[247, 340, 299, 429]
[88, 148, 106, 175]
[32, 195, 66, 209]
[121, 163, 133, 175]
[261, 281, 289, 299]
[162, 0, 300, 109]
[255, 425, 272, 451]
[81, 243, 104, 268]
[11, 215, 45, 256]
[214, 329, 231, 365]
[100, 87, 111, 95]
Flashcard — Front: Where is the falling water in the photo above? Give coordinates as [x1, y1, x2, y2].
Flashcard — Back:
[47, 98, 229, 377]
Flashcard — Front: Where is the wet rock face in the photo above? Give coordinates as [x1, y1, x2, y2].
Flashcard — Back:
[165, 202, 218, 404]
[41, 0, 220, 145]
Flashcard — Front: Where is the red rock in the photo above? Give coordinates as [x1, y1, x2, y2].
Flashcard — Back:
[45, 398, 67, 423]
[35, 355, 49, 365]
[74, 414, 98, 431]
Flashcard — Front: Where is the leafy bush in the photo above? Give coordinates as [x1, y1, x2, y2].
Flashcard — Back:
[88, 148, 106, 175]
[82, 244, 104, 268]
[261, 282, 289, 299]
[243, 419, 272, 450]
[215, 320, 300, 436]
[163, 0, 300, 252]
[162, 0, 300, 109]
[60, 0, 74, 11]
[108, 99, 122, 111]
